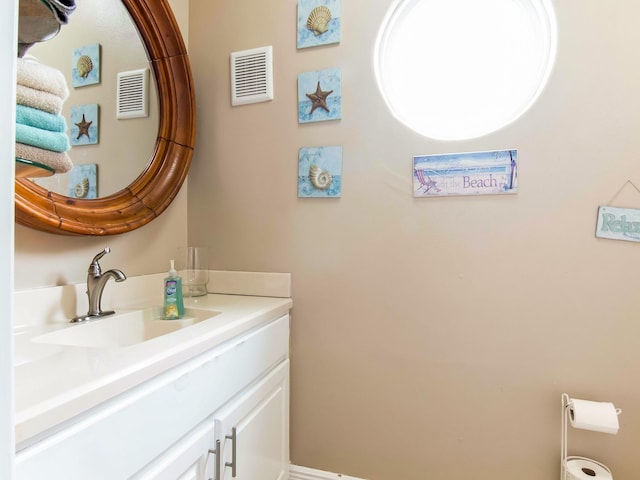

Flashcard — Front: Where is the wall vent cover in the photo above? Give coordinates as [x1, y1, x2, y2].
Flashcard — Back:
[117, 68, 149, 119]
[230, 46, 273, 106]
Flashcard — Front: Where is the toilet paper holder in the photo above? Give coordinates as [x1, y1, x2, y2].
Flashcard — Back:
[561, 393, 622, 480]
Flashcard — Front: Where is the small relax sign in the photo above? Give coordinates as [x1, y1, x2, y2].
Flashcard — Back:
[596, 206, 640, 242]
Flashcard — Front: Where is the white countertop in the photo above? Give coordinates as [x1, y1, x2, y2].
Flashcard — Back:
[14, 272, 292, 448]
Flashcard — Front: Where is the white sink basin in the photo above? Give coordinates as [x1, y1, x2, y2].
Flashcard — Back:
[14, 327, 63, 366]
[32, 307, 218, 348]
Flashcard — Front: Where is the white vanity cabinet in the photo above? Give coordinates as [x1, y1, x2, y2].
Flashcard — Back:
[15, 313, 290, 480]
[135, 360, 289, 480]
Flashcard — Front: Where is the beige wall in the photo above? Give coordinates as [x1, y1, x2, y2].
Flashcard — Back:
[14, 0, 189, 291]
[189, 0, 640, 479]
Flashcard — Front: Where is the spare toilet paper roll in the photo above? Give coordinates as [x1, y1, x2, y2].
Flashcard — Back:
[570, 398, 620, 434]
[565, 457, 612, 480]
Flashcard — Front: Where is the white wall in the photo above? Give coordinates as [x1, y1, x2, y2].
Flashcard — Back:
[188, 0, 640, 479]
[2, 2, 16, 478]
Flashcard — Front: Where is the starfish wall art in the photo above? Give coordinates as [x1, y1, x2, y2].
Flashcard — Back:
[298, 68, 342, 124]
[70, 104, 99, 146]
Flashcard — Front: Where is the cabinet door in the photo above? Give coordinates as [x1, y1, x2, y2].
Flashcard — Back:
[131, 418, 216, 480]
[215, 360, 289, 480]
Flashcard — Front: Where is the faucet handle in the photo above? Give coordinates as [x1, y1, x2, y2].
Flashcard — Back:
[91, 247, 111, 264]
[89, 247, 111, 275]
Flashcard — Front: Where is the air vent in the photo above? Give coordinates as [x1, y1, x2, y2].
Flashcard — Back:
[230, 46, 274, 106]
[117, 68, 149, 119]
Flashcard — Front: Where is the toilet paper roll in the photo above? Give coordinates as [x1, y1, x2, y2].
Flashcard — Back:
[565, 457, 612, 480]
[570, 398, 620, 434]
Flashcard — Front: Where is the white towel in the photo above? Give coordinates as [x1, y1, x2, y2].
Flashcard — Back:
[17, 57, 69, 100]
[15, 142, 73, 174]
[16, 84, 64, 115]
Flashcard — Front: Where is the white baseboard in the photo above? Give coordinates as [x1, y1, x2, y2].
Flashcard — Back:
[289, 464, 368, 480]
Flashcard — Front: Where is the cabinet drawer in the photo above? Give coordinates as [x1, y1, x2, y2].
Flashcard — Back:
[15, 314, 289, 480]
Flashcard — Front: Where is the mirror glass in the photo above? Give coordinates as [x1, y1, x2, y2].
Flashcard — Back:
[15, 0, 196, 236]
[23, 0, 158, 198]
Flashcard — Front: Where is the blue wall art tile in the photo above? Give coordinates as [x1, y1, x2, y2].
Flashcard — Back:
[298, 146, 343, 198]
[72, 43, 100, 88]
[297, 0, 341, 49]
[68, 163, 97, 199]
[70, 104, 99, 146]
[298, 68, 342, 124]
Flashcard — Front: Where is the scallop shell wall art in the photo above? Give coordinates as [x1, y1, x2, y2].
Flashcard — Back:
[72, 43, 100, 87]
[76, 55, 93, 78]
[298, 146, 342, 198]
[307, 6, 332, 36]
[297, 0, 341, 49]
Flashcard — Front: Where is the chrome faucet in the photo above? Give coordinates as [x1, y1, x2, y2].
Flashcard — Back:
[72, 247, 127, 323]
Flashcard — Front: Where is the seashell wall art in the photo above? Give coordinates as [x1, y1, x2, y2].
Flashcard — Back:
[72, 43, 100, 87]
[298, 146, 342, 198]
[297, 0, 341, 49]
[68, 164, 98, 199]
[76, 55, 93, 79]
[307, 6, 332, 36]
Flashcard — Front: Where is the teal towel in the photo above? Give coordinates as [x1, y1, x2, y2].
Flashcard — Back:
[16, 123, 70, 153]
[16, 104, 66, 133]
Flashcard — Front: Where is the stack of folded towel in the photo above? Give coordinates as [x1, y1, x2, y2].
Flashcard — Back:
[16, 56, 73, 174]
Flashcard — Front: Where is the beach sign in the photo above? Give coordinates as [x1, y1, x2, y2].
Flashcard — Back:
[413, 149, 518, 197]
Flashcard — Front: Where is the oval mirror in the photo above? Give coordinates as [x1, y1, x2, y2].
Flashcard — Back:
[15, 0, 196, 236]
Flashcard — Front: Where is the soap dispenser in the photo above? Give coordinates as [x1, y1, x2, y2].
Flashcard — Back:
[163, 260, 184, 319]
